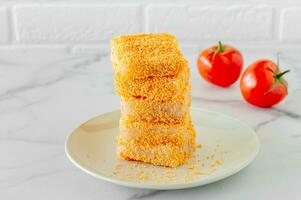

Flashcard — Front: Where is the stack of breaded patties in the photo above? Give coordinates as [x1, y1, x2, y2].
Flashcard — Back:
[111, 33, 195, 167]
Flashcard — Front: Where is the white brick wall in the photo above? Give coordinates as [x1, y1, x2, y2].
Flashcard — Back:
[147, 6, 273, 41]
[280, 8, 301, 42]
[0, 7, 10, 43]
[15, 5, 141, 43]
[0, 2, 298, 49]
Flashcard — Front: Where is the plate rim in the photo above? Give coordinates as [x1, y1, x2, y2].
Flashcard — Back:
[65, 108, 260, 190]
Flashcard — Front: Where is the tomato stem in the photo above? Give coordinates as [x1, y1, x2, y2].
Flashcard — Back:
[276, 69, 290, 79]
[217, 41, 224, 53]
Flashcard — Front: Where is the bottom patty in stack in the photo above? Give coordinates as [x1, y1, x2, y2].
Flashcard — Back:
[117, 115, 196, 167]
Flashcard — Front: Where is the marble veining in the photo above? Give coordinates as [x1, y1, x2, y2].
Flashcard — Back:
[0, 48, 301, 200]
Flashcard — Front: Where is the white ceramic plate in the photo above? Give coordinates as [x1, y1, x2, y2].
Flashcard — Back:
[65, 108, 259, 190]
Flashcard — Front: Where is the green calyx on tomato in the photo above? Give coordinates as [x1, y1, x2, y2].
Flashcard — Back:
[267, 69, 290, 93]
[275, 55, 290, 89]
[275, 69, 290, 86]
[217, 41, 224, 53]
[212, 41, 224, 61]
[265, 62, 290, 95]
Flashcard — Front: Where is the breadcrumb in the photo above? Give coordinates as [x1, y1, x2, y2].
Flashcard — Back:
[138, 172, 148, 181]
[215, 160, 223, 165]
[187, 165, 196, 170]
[195, 171, 205, 175]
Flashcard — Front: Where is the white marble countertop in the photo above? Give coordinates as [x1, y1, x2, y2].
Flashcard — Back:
[1, 47, 301, 200]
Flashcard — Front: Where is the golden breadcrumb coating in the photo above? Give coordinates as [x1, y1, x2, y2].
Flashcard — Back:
[112, 33, 196, 167]
[120, 88, 191, 123]
[115, 65, 190, 102]
[117, 119, 196, 168]
[119, 113, 190, 139]
[111, 33, 187, 79]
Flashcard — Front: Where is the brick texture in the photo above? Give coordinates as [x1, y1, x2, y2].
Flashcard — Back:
[280, 8, 301, 41]
[14, 5, 140, 43]
[146, 5, 273, 41]
[0, 7, 9, 42]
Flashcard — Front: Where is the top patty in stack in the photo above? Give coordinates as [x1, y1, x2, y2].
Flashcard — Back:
[111, 33, 187, 79]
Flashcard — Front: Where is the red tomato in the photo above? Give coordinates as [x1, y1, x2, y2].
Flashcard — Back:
[197, 41, 243, 87]
[240, 59, 290, 108]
